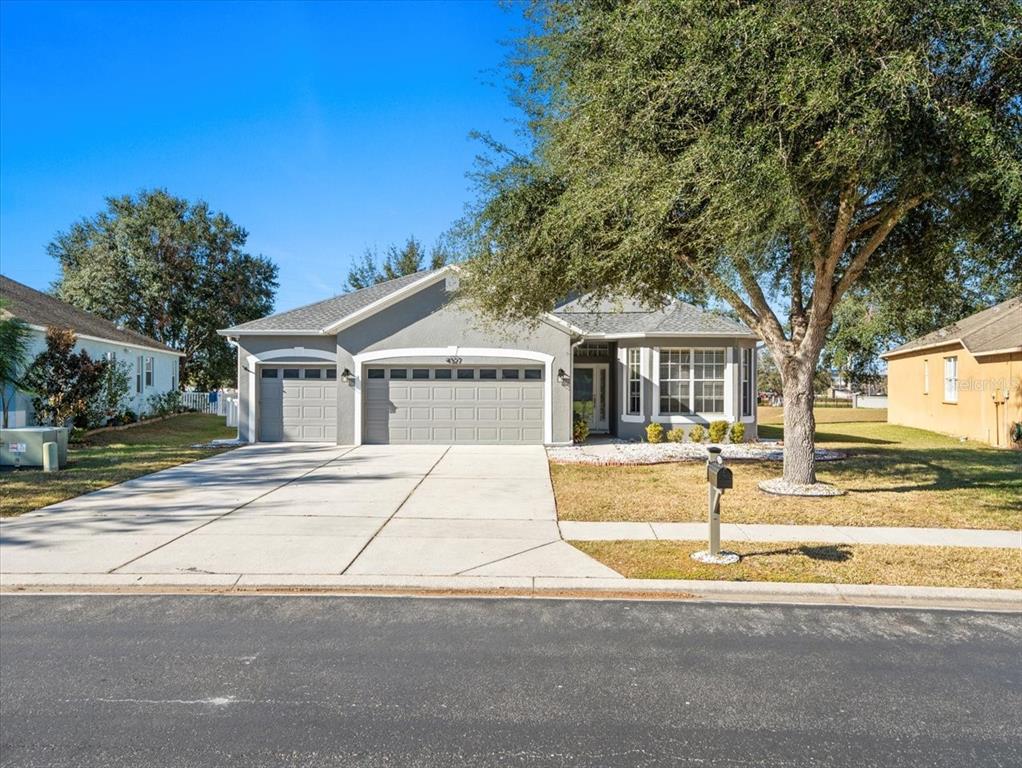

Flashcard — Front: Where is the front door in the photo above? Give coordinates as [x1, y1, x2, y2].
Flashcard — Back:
[573, 364, 609, 433]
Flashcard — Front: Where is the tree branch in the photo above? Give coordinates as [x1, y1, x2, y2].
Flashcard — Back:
[832, 195, 926, 304]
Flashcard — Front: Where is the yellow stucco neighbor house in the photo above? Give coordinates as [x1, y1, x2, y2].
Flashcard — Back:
[881, 297, 1021, 448]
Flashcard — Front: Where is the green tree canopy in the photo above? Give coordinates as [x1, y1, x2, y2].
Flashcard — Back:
[462, 0, 1021, 486]
[345, 235, 452, 291]
[50, 189, 278, 389]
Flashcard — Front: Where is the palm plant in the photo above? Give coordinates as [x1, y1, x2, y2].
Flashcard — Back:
[0, 300, 34, 428]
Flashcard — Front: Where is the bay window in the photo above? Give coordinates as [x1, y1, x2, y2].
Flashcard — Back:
[658, 349, 691, 414]
[627, 347, 642, 415]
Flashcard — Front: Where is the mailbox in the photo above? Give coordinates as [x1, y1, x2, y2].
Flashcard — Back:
[706, 462, 733, 490]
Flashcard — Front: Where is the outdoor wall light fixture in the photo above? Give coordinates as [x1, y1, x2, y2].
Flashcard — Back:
[340, 368, 354, 383]
[557, 368, 570, 383]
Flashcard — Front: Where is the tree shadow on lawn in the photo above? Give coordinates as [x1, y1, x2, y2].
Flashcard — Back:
[742, 544, 854, 562]
[821, 448, 1021, 499]
[758, 424, 895, 445]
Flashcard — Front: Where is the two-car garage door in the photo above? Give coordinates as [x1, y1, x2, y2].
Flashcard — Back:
[364, 365, 544, 444]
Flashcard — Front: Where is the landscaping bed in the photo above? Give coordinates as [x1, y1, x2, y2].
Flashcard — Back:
[571, 540, 1022, 589]
[548, 440, 845, 465]
[0, 414, 237, 517]
[551, 412, 1021, 530]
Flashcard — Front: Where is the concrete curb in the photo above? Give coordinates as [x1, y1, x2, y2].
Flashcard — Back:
[2, 573, 1019, 611]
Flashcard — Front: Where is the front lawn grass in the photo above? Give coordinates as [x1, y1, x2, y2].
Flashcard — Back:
[551, 410, 1022, 529]
[572, 540, 1022, 589]
[0, 414, 236, 517]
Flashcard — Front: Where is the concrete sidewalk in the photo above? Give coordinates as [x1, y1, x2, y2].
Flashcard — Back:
[559, 521, 1022, 549]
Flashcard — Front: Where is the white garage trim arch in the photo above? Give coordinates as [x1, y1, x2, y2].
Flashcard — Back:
[351, 347, 555, 445]
[246, 347, 337, 442]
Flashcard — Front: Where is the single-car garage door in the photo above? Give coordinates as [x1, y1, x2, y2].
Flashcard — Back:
[365, 365, 544, 444]
[259, 366, 338, 442]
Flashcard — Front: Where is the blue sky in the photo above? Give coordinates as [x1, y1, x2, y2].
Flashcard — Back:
[0, 0, 525, 311]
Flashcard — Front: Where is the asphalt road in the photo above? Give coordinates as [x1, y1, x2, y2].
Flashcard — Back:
[1, 595, 1019, 767]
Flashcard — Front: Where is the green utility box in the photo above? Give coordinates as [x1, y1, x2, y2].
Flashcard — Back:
[1, 427, 69, 469]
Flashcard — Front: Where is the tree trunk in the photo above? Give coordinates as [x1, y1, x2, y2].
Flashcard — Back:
[780, 356, 818, 485]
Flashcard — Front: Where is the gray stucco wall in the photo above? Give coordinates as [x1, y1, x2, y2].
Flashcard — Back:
[614, 337, 759, 442]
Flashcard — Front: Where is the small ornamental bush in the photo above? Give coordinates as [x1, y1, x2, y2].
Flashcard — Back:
[572, 413, 590, 443]
[666, 427, 685, 443]
[708, 420, 729, 443]
[688, 424, 705, 443]
[729, 422, 746, 443]
[645, 422, 664, 443]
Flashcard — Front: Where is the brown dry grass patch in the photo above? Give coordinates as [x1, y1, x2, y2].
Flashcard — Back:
[552, 417, 1022, 530]
[572, 540, 1022, 589]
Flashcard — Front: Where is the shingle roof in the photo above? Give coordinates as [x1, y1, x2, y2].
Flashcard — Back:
[0, 275, 180, 354]
[554, 295, 756, 337]
[223, 271, 758, 340]
[882, 296, 1022, 358]
[221, 270, 434, 333]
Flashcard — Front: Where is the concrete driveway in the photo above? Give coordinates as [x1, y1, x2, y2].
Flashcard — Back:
[0, 444, 616, 582]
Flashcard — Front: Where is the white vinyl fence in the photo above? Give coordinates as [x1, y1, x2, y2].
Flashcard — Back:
[181, 390, 239, 427]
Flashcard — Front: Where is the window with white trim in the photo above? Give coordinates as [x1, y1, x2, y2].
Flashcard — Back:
[144, 356, 154, 387]
[692, 349, 725, 413]
[136, 355, 143, 393]
[626, 348, 642, 415]
[741, 347, 754, 418]
[658, 349, 691, 415]
[943, 356, 958, 402]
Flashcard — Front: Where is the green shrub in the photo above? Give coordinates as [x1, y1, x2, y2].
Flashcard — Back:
[688, 424, 705, 443]
[572, 413, 590, 444]
[708, 419, 729, 443]
[729, 422, 746, 443]
[645, 422, 664, 443]
[666, 427, 685, 443]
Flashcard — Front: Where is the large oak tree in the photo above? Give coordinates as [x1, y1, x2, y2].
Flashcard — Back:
[462, 0, 1021, 486]
[50, 190, 279, 390]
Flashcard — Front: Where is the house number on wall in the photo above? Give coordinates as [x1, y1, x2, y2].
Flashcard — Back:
[446, 356, 463, 365]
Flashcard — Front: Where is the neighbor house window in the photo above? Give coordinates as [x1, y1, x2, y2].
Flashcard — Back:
[627, 348, 642, 415]
[144, 357, 154, 387]
[741, 348, 754, 418]
[944, 356, 958, 402]
[693, 349, 725, 413]
[658, 349, 691, 415]
[923, 360, 929, 394]
[136, 356, 143, 393]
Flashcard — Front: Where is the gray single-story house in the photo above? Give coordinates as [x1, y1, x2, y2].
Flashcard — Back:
[219, 266, 759, 445]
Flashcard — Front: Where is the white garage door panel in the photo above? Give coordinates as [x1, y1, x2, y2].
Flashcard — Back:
[259, 368, 338, 442]
[364, 366, 545, 445]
